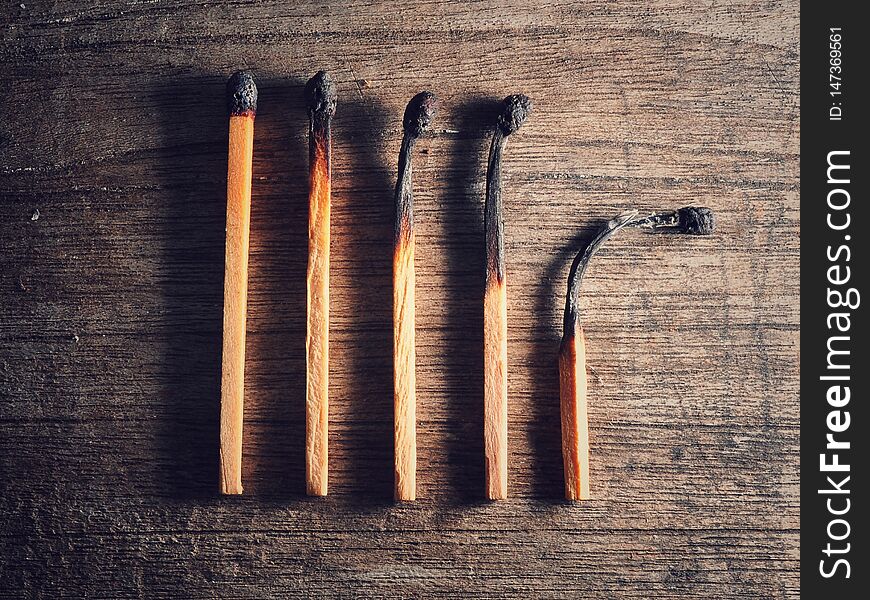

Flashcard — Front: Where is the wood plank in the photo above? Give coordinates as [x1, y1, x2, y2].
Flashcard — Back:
[1, 1, 799, 597]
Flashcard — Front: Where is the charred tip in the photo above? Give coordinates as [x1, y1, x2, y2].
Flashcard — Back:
[304, 71, 337, 118]
[227, 71, 257, 116]
[403, 91, 437, 138]
[678, 206, 715, 235]
[496, 94, 532, 135]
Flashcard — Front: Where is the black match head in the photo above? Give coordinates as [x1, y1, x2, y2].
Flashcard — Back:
[403, 91, 437, 138]
[678, 206, 715, 235]
[226, 71, 257, 116]
[496, 94, 532, 136]
[304, 70, 337, 118]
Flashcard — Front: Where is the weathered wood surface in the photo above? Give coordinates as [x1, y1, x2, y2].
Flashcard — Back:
[0, 1, 799, 597]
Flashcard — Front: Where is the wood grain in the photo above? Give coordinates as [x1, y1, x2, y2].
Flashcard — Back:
[0, 1, 799, 597]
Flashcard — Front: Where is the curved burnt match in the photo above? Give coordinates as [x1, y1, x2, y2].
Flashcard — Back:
[393, 91, 437, 502]
[226, 70, 258, 117]
[304, 70, 336, 497]
[558, 207, 715, 501]
[220, 70, 258, 495]
[627, 206, 715, 235]
[483, 93, 531, 501]
[562, 211, 638, 339]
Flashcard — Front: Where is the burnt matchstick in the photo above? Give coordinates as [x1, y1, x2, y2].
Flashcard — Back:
[305, 71, 336, 497]
[220, 70, 257, 495]
[483, 94, 531, 500]
[626, 206, 716, 235]
[559, 207, 715, 501]
[393, 91, 437, 502]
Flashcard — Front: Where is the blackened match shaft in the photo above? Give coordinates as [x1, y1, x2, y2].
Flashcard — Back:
[393, 91, 437, 502]
[483, 94, 531, 500]
[305, 71, 336, 497]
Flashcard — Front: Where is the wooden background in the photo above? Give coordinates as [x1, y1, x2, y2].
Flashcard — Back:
[0, 1, 799, 597]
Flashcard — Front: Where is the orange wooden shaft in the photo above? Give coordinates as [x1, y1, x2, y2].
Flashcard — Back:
[483, 278, 508, 500]
[393, 234, 416, 500]
[219, 114, 254, 495]
[559, 327, 590, 500]
[306, 139, 330, 497]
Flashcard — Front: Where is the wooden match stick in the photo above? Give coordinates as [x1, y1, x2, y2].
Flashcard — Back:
[304, 71, 336, 497]
[559, 207, 715, 500]
[558, 211, 636, 501]
[220, 70, 257, 495]
[483, 94, 531, 500]
[393, 91, 437, 502]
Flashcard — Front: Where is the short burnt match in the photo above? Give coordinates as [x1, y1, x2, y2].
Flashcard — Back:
[496, 94, 532, 136]
[305, 71, 337, 120]
[227, 71, 258, 117]
[403, 91, 438, 139]
[678, 206, 715, 235]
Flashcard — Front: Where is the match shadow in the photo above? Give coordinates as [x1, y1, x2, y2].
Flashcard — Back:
[240, 78, 308, 499]
[152, 74, 226, 499]
[335, 97, 395, 503]
[441, 98, 499, 504]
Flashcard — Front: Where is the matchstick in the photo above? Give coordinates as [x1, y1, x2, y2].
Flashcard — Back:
[483, 94, 531, 500]
[559, 211, 636, 501]
[559, 207, 715, 500]
[393, 91, 437, 501]
[220, 71, 257, 495]
[305, 71, 336, 497]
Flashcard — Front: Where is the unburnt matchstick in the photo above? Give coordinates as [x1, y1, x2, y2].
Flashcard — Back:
[305, 71, 336, 497]
[483, 94, 532, 500]
[393, 91, 437, 502]
[558, 207, 715, 501]
[220, 70, 257, 495]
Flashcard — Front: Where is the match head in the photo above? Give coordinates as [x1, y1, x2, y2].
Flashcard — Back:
[305, 71, 337, 118]
[678, 206, 716, 235]
[226, 71, 258, 116]
[403, 91, 438, 138]
[496, 94, 532, 136]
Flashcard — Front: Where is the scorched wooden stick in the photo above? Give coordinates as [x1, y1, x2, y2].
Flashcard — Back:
[483, 94, 531, 500]
[559, 207, 715, 500]
[220, 70, 257, 495]
[305, 71, 336, 497]
[393, 91, 437, 501]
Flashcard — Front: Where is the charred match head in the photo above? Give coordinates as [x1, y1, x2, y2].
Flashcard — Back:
[496, 94, 532, 136]
[304, 70, 337, 122]
[227, 71, 258, 117]
[394, 92, 437, 245]
[305, 71, 336, 167]
[627, 206, 716, 235]
[677, 206, 715, 235]
[403, 91, 438, 139]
